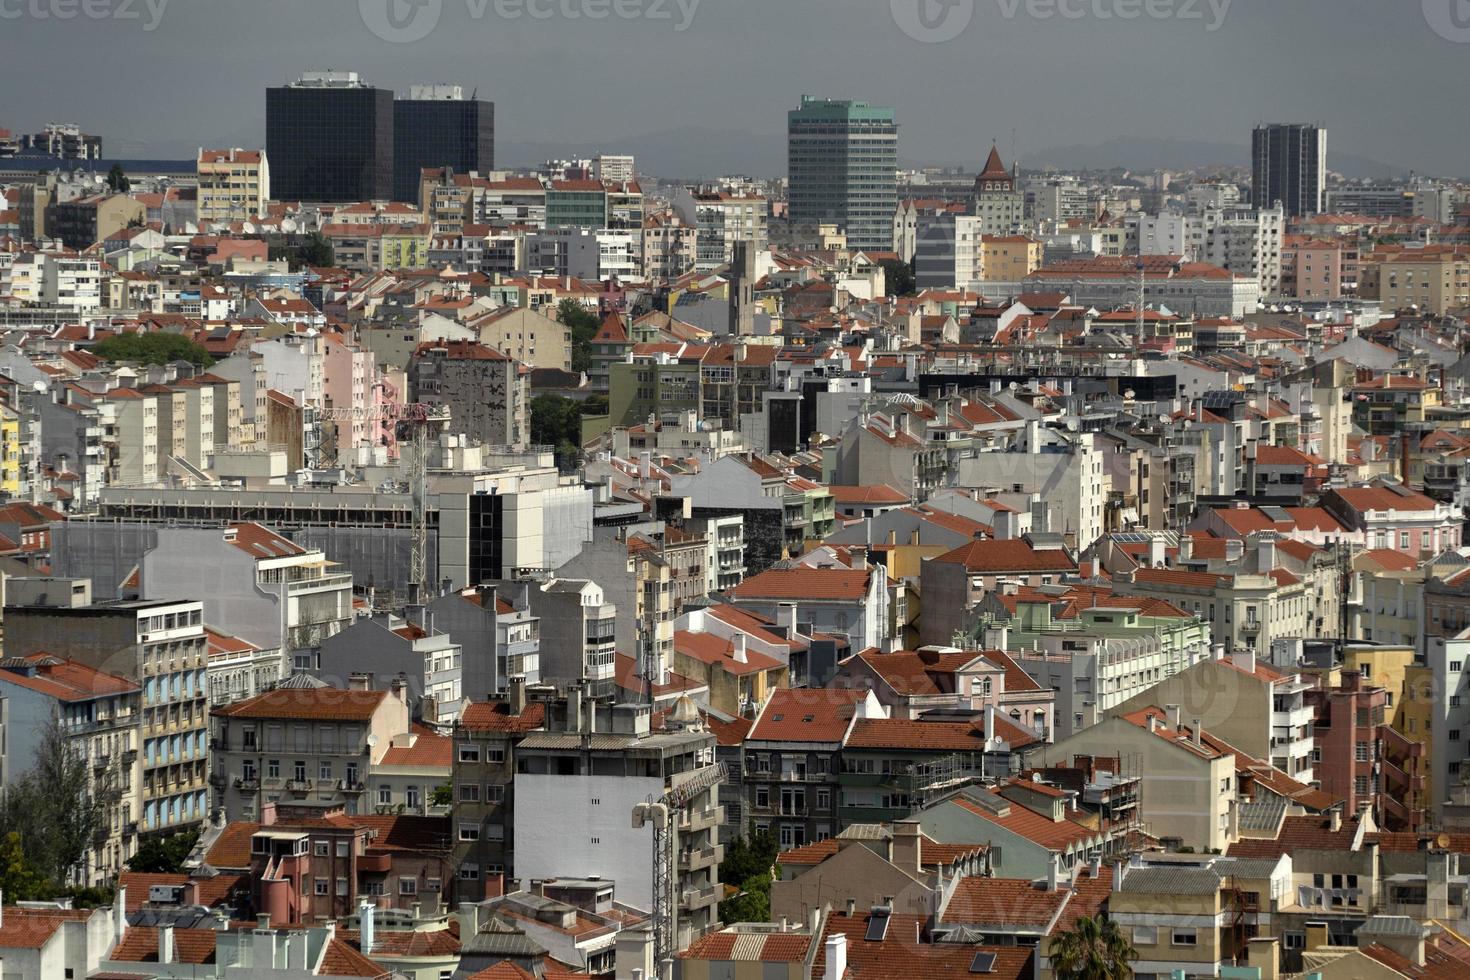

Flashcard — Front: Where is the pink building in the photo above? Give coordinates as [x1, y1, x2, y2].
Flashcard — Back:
[322, 332, 392, 459]
[1305, 671, 1390, 826]
[1281, 236, 1347, 301]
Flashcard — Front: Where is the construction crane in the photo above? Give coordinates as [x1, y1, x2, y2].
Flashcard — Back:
[316, 402, 451, 599]
[632, 760, 727, 968]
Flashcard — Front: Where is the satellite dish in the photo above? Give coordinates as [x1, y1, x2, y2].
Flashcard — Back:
[366, 734, 378, 748]
[1008, 381, 1019, 392]
[32, 381, 47, 393]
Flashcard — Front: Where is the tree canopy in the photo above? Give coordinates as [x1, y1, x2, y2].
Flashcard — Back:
[557, 298, 602, 374]
[717, 828, 781, 924]
[106, 163, 130, 194]
[126, 829, 201, 875]
[92, 332, 214, 368]
[880, 258, 917, 297]
[1049, 915, 1138, 980]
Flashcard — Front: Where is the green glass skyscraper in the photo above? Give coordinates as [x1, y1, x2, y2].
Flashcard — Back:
[787, 96, 898, 252]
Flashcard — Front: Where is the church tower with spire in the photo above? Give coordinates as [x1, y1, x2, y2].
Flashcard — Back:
[972, 143, 1024, 235]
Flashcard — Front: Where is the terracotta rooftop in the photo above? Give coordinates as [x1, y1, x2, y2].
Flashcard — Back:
[211, 687, 388, 722]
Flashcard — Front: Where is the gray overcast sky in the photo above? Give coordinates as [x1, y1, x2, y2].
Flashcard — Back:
[2, 0, 1465, 176]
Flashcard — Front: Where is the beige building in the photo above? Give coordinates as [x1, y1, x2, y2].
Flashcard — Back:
[1358, 246, 1470, 315]
[981, 235, 1043, 282]
[196, 148, 271, 224]
[465, 305, 572, 372]
[1029, 710, 1237, 852]
[211, 680, 413, 821]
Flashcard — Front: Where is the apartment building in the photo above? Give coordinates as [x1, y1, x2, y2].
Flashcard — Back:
[211, 680, 413, 821]
[0, 653, 143, 884]
[409, 340, 528, 450]
[3, 584, 210, 837]
[512, 695, 725, 948]
[196, 148, 270, 223]
[318, 610, 465, 727]
[1359, 246, 1470, 315]
[451, 680, 546, 899]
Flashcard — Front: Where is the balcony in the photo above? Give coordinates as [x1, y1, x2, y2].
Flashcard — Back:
[339, 779, 366, 793]
[285, 779, 312, 793]
[679, 885, 720, 910]
[680, 805, 725, 833]
[357, 852, 391, 873]
[678, 844, 724, 872]
[234, 777, 259, 792]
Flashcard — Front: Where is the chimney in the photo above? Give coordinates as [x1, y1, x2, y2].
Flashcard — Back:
[1148, 535, 1166, 568]
[159, 924, 175, 965]
[1046, 851, 1062, 892]
[1225, 539, 1244, 563]
[1328, 809, 1341, 833]
[510, 675, 527, 715]
[1231, 649, 1256, 677]
[731, 634, 748, 665]
[348, 672, 372, 692]
[257, 913, 271, 931]
[1165, 704, 1181, 732]
[567, 686, 583, 733]
[1247, 937, 1281, 980]
[359, 898, 375, 954]
[1257, 537, 1277, 573]
[891, 820, 923, 874]
[824, 934, 848, 980]
[113, 886, 125, 937]
[984, 704, 997, 744]
[845, 898, 856, 916]
[1191, 719, 1202, 747]
[459, 902, 479, 937]
[1179, 534, 1194, 563]
[776, 603, 799, 639]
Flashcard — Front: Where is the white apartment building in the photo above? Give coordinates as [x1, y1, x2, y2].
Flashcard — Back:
[42, 253, 103, 311]
[957, 423, 1105, 552]
[108, 388, 160, 486]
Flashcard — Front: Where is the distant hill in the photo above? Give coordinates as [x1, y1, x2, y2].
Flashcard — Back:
[1021, 136, 1411, 181]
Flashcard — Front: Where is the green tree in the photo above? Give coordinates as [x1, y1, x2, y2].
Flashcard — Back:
[718, 871, 773, 925]
[720, 827, 779, 886]
[557, 298, 602, 374]
[530, 395, 583, 470]
[879, 258, 916, 297]
[32, 719, 123, 885]
[432, 783, 454, 807]
[106, 163, 130, 194]
[126, 829, 200, 874]
[299, 231, 335, 268]
[1048, 915, 1138, 980]
[581, 393, 609, 418]
[0, 833, 51, 902]
[92, 332, 214, 368]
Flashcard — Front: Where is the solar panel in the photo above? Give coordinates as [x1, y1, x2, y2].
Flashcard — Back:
[970, 952, 997, 973]
[865, 910, 890, 942]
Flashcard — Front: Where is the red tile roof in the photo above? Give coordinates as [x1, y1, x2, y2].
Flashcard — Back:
[729, 567, 871, 601]
[951, 790, 1097, 852]
[930, 539, 1076, 574]
[814, 913, 1033, 980]
[748, 688, 867, 743]
[458, 700, 546, 734]
[212, 688, 388, 722]
[942, 876, 1067, 927]
[0, 906, 92, 949]
[0, 653, 138, 701]
[678, 930, 813, 963]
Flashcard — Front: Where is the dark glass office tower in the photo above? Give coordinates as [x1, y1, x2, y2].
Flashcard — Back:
[1252, 123, 1326, 217]
[787, 96, 898, 252]
[266, 72, 393, 203]
[393, 86, 496, 204]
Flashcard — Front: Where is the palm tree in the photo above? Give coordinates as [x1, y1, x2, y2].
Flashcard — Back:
[1049, 915, 1137, 980]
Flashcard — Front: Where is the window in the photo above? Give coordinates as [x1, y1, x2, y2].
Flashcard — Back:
[1284, 933, 1306, 950]
[294, 761, 307, 782]
[458, 744, 481, 763]
[1453, 662, 1463, 673]
[399, 877, 417, 896]
[337, 841, 349, 858]
[319, 762, 332, 781]
[487, 748, 506, 764]
[407, 785, 421, 809]
[268, 760, 280, 778]
[314, 878, 329, 896]
[459, 824, 480, 841]
[1453, 730, 1462, 742]
[1356, 743, 1369, 762]
[487, 785, 504, 804]
[314, 841, 330, 857]
[459, 864, 480, 880]
[460, 784, 482, 803]
[378, 786, 392, 806]
[1134, 926, 1157, 945]
[336, 877, 348, 896]
[1172, 930, 1197, 947]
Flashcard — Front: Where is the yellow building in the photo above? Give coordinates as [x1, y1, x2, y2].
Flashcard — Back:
[0, 406, 20, 497]
[196, 148, 270, 223]
[981, 235, 1043, 282]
